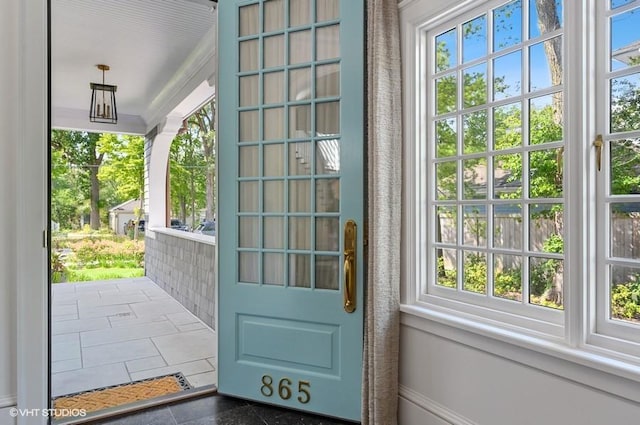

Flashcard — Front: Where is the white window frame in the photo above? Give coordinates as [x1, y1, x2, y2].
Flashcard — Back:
[400, 0, 640, 399]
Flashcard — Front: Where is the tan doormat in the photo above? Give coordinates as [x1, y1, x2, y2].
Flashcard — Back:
[52, 373, 192, 418]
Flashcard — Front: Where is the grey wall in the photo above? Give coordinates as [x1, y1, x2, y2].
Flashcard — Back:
[145, 232, 216, 329]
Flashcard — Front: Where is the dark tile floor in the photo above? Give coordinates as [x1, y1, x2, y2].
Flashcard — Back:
[94, 394, 355, 425]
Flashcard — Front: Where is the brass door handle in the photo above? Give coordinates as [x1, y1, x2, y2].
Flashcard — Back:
[594, 134, 603, 172]
[343, 220, 357, 313]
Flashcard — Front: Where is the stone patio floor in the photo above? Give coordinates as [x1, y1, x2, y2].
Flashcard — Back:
[51, 277, 217, 397]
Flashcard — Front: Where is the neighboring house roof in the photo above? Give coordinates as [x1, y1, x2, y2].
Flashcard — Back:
[109, 199, 140, 213]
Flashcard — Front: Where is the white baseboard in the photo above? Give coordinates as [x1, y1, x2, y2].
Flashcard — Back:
[399, 385, 477, 425]
[0, 395, 16, 409]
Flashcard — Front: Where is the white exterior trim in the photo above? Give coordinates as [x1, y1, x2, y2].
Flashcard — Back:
[399, 385, 477, 425]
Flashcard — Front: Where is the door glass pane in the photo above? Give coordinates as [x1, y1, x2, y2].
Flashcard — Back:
[290, 67, 312, 101]
[436, 74, 457, 115]
[493, 0, 522, 52]
[435, 28, 457, 72]
[317, 25, 340, 60]
[317, 0, 339, 22]
[611, 73, 640, 133]
[264, 0, 284, 32]
[316, 255, 339, 290]
[239, 181, 259, 212]
[316, 178, 340, 212]
[529, 203, 563, 252]
[264, 71, 285, 104]
[316, 217, 339, 251]
[494, 153, 522, 199]
[529, 0, 563, 39]
[239, 252, 259, 283]
[240, 75, 259, 107]
[611, 7, 640, 71]
[264, 253, 285, 285]
[494, 204, 522, 250]
[239, 216, 259, 248]
[239, 110, 259, 142]
[316, 101, 340, 136]
[289, 142, 312, 175]
[462, 251, 486, 294]
[289, 216, 311, 250]
[290, 0, 311, 27]
[463, 111, 487, 154]
[462, 15, 487, 63]
[529, 149, 563, 198]
[436, 206, 457, 245]
[493, 50, 522, 100]
[610, 265, 640, 323]
[264, 143, 285, 176]
[529, 94, 563, 145]
[289, 254, 311, 287]
[436, 118, 457, 158]
[610, 203, 640, 259]
[264, 35, 285, 68]
[435, 248, 457, 288]
[239, 4, 259, 36]
[529, 38, 563, 91]
[240, 39, 259, 71]
[289, 179, 311, 212]
[290, 104, 311, 137]
[494, 254, 522, 301]
[493, 102, 522, 149]
[264, 217, 284, 249]
[264, 180, 285, 212]
[316, 140, 340, 174]
[463, 207, 486, 246]
[239, 146, 259, 177]
[264, 108, 285, 140]
[290, 30, 312, 64]
[529, 256, 563, 310]
[436, 161, 457, 200]
[610, 140, 640, 195]
[316, 63, 340, 98]
[463, 158, 487, 200]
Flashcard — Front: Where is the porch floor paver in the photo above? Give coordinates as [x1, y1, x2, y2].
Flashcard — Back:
[51, 277, 217, 398]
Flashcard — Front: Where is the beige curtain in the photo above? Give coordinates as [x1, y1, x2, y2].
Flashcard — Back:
[363, 0, 402, 424]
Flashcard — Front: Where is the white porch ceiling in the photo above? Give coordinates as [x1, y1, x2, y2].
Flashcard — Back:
[51, 0, 217, 135]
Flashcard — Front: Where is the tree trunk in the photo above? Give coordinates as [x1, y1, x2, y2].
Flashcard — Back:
[535, 0, 563, 124]
[89, 165, 100, 230]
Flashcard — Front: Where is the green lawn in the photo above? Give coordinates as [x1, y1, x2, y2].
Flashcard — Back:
[65, 267, 144, 282]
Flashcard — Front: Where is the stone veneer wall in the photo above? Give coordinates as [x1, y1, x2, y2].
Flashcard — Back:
[145, 231, 216, 329]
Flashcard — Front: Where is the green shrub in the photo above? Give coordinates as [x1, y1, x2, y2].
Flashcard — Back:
[463, 253, 486, 294]
[611, 277, 640, 322]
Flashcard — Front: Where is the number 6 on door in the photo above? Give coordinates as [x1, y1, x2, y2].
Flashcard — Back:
[260, 375, 311, 404]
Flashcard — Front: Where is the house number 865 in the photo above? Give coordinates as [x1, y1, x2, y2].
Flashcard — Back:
[261, 375, 311, 404]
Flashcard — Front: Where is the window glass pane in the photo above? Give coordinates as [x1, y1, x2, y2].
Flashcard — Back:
[316, 178, 340, 212]
[436, 118, 457, 158]
[240, 39, 259, 71]
[494, 204, 522, 250]
[611, 73, 640, 133]
[529, 0, 563, 39]
[264, 108, 285, 140]
[289, 216, 311, 250]
[239, 4, 259, 36]
[610, 203, 640, 259]
[239, 216, 259, 248]
[264, 217, 284, 249]
[435, 28, 457, 72]
[463, 63, 487, 108]
[493, 0, 522, 52]
[436, 161, 457, 200]
[239, 145, 259, 177]
[529, 37, 563, 91]
[317, 0, 339, 22]
[239, 252, 259, 283]
[290, 0, 311, 27]
[436, 206, 457, 245]
[316, 255, 339, 290]
[529, 149, 563, 198]
[264, 0, 285, 32]
[290, 67, 312, 101]
[289, 254, 311, 288]
[463, 111, 487, 154]
[264, 34, 285, 68]
[264, 180, 285, 212]
[316, 217, 340, 251]
[436, 74, 457, 115]
[462, 15, 487, 63]
[610, 265, 640, 324]
[494, 254, 522, 301]
[463, 158, 487, 200]
[316, 140, 340, 174]
[317, 25, 340, 61]
[289, 142, 312, 175]
[494, 153, 522, 199]
[239, 181, 259, 212]
[240, 75, 259, 107]
[610, 140, 640, 195]
[264, 143, 284, 176]
[289, 179, 311, 212]
[612, 0, 638, 9]
[239, 110, 259, 142]
[316, 101, 340, 136]
[463, 206, 487, 246]
[463, 251, 487, 294]
[493, 102, 522, 150]
[264, 253, 285, 286]
[611, 7, 640, 71]
[529, 256, 563, 310]
[529, 203, 564, 252]
[290, 104, 311, 138]
[316, 63, 340, 98]
[493, 50, 522, 100]
[290, 30, 312, 64]
[264, 71, 285, 104]
[435, 248, 457, 288]
[529, 93, 563, 145]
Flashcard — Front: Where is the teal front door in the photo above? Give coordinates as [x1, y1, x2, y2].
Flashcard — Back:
[217, 0, 365, 421]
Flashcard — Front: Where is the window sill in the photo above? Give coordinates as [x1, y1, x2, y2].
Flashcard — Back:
[400, 303, 640, 404]
[146, 227, 217, 246]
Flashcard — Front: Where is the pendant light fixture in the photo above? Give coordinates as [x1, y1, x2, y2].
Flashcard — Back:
[89, 64, 118, 124]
